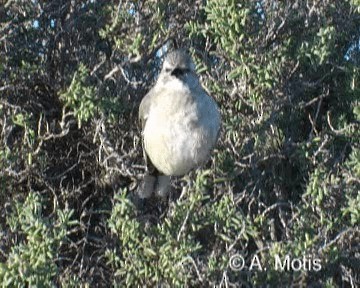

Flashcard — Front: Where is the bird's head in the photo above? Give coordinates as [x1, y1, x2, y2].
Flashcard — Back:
[160, 50, 198, 86]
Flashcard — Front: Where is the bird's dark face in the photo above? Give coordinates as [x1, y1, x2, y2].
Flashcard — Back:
[161, 50, 197, 82]
[165, 66, 190, 78]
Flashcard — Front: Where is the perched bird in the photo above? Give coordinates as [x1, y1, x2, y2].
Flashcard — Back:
[138, 49, 221, 198]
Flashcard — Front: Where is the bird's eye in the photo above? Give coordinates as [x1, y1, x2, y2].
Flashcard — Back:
[171, 68, 183, 77]
[171, 68, 190, 77]
[165, 68, 172, 73]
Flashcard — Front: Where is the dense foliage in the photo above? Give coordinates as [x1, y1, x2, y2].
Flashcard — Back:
[1, 1, 359, 286]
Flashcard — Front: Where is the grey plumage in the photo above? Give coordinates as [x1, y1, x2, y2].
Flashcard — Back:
[139, 49, 221, 198]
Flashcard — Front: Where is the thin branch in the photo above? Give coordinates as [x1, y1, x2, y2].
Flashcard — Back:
[319, 228, 358, 254]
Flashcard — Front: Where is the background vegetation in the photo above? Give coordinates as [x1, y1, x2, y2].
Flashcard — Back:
[1, 0, 359, 287]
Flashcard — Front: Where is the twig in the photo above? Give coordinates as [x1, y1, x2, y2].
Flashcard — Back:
[319, 227, 357, 254]
[227, 218, 246, 252]
[260, 202, 290, 218]
[177, 206, 192, 242]
[178, 256, 203, 283]
[313, 135, 329, 162]
[44, 162, 78, 180]
[327, 111, 348, 135]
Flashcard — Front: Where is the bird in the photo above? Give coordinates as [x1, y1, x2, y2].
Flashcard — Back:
[138, 49, 221, 199]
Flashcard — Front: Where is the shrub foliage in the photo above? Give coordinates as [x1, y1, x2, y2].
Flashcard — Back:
[1, 1, 359, 287]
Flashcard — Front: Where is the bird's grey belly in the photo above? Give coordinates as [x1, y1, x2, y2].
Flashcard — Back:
[144, 114, 215, 176]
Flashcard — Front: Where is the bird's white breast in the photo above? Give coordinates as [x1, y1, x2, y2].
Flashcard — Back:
[143, 79, 220, 176]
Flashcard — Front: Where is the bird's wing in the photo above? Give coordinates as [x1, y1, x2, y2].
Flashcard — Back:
[139, 88, 154, 130]
[138, 89, 160, 175]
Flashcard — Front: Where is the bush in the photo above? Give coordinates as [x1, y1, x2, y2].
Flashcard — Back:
[1, 0, 359, 286]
